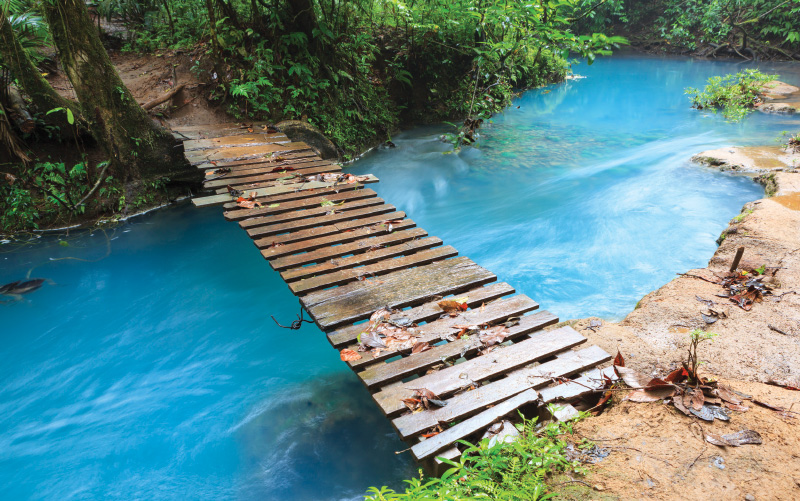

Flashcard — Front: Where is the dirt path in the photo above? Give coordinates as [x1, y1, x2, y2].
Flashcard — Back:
[48, 49, 231, 129]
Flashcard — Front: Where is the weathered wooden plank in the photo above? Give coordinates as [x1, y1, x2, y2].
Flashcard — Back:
[326, 282, 516, 348]
[206, 164, 340, 190]
[372, 326, 586, 417]
[552, 404, 580, 422]
[224, 189, 378, 221]
[246, 203, 397, 239]
[391, 344, 610, 439]
[195, 150, 319, 169]
[192, 175, 379, 208]
[434, 447, 461, 469]
[240, 197, 385, 231]
[290, 245, 459, 295]
[183, 133, 290, 151]
[411, 389, 539, 461]
[186, 142, 310, 164]
[205, 160, 334, 183]
[254, 211, 406, 249]
[538, 366, 616, 403]
[276, 228, 430, 273]
[347, 296, 545, 370]
[301, 256, 496, 331]
[172, 121, 273, 133]
[222, 183, 367, 211]
[259, 217, 416, 258]
[357, 309, 557, 388]
[213, 168, 345, 195]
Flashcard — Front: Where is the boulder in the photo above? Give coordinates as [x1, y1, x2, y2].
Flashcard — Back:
[276, 120, 339, 161]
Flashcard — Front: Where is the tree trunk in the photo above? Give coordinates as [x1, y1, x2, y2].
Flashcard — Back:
[42, 0, 188, 180]
[0, 12, 83, 133]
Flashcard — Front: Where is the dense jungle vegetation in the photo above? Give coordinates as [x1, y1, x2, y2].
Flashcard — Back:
[0, 0, 798, 231]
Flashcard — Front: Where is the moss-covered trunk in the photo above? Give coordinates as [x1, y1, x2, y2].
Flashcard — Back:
[0, 12, 82, 134]
[42, 0, 188, 180]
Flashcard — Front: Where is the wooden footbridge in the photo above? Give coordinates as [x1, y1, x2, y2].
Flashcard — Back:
[178, 122, 614, 465]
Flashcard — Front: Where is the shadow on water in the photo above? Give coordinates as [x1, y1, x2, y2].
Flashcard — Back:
[236, 372, 415, 501]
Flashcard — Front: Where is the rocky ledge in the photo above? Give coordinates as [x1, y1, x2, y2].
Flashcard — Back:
[757, 80, 800, 115]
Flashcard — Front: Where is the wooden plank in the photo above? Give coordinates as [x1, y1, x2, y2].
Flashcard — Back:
[552, 404, 580, 422]
[205, 159, 334, 182]
[276, 228, 430, 273]
[372, 326, 586, 417]
[186, 142, 310, 164]
[411, 389, 539, 461]
[391, 345, 610, 439]
[222, 183, 367, 211]
[206, 164, 340, 190]
[254, 211, 406, 249]
[357, 309, 558, 388]
[434, 447, 460, 468]
[239, 197, 385, 231]
[301, 257, 496, 331]
[172, 121, 273, 133]
[290, 245, 459, 295]
[195, 150, 319, 169]
[192, 175, 379, 208]
[326, 282, 516, 348]
[347, 296, 545, 370]
[538, 366, 616, 403]
[213, 168, 345, 194]
[224, 189, 378, 221]
[183, 133, 290, 151]
[245, 203, 397, 239]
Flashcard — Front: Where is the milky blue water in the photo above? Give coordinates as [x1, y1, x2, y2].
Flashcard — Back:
[1, 55, 798, 500]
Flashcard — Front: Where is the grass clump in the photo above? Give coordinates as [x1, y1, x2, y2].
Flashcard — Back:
[685, 69, 777, 121]
[364, 414, 585, 501]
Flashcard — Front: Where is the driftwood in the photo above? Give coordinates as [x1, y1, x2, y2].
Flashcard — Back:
[141, 83, 186, 110]
[7, 86, 34, 133]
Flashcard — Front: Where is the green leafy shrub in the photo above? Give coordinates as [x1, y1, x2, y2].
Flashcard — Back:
[685, 69, 777, 121]
[364, 414, 584, 501]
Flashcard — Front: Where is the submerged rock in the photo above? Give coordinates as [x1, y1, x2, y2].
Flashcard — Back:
[276, 119, 339, 161]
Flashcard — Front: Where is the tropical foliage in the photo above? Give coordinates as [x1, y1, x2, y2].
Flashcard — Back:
[685, 69, 778, 121]
[364, 414, 585, 501]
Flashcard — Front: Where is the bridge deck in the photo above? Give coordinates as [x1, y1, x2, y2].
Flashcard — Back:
[181, 122, 612, 463]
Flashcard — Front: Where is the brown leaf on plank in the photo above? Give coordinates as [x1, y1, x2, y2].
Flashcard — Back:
[613, 350, 625, 368]
[479, 325, 509, 346]
[438, 299, 468, 313]
[340, 349, 361, 361]
[411, 341, 432, 354]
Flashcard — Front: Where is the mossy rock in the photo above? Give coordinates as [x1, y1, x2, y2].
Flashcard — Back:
[276, 120, 339, 161]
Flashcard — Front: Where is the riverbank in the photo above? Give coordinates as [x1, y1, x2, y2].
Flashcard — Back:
[553, 148, 800, 499]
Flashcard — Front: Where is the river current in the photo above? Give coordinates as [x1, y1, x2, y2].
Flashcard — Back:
[1, 55, 797, 500]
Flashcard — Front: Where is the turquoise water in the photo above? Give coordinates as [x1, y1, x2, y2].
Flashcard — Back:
[1, 55, 798, 500]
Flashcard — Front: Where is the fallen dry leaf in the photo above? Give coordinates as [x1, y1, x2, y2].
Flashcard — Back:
[438, 299, 468, 313]
[614, 366, 649, 389]
[340, 349, 361, 362]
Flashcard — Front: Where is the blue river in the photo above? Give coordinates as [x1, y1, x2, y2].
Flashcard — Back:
[1, 55, 797, 500]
